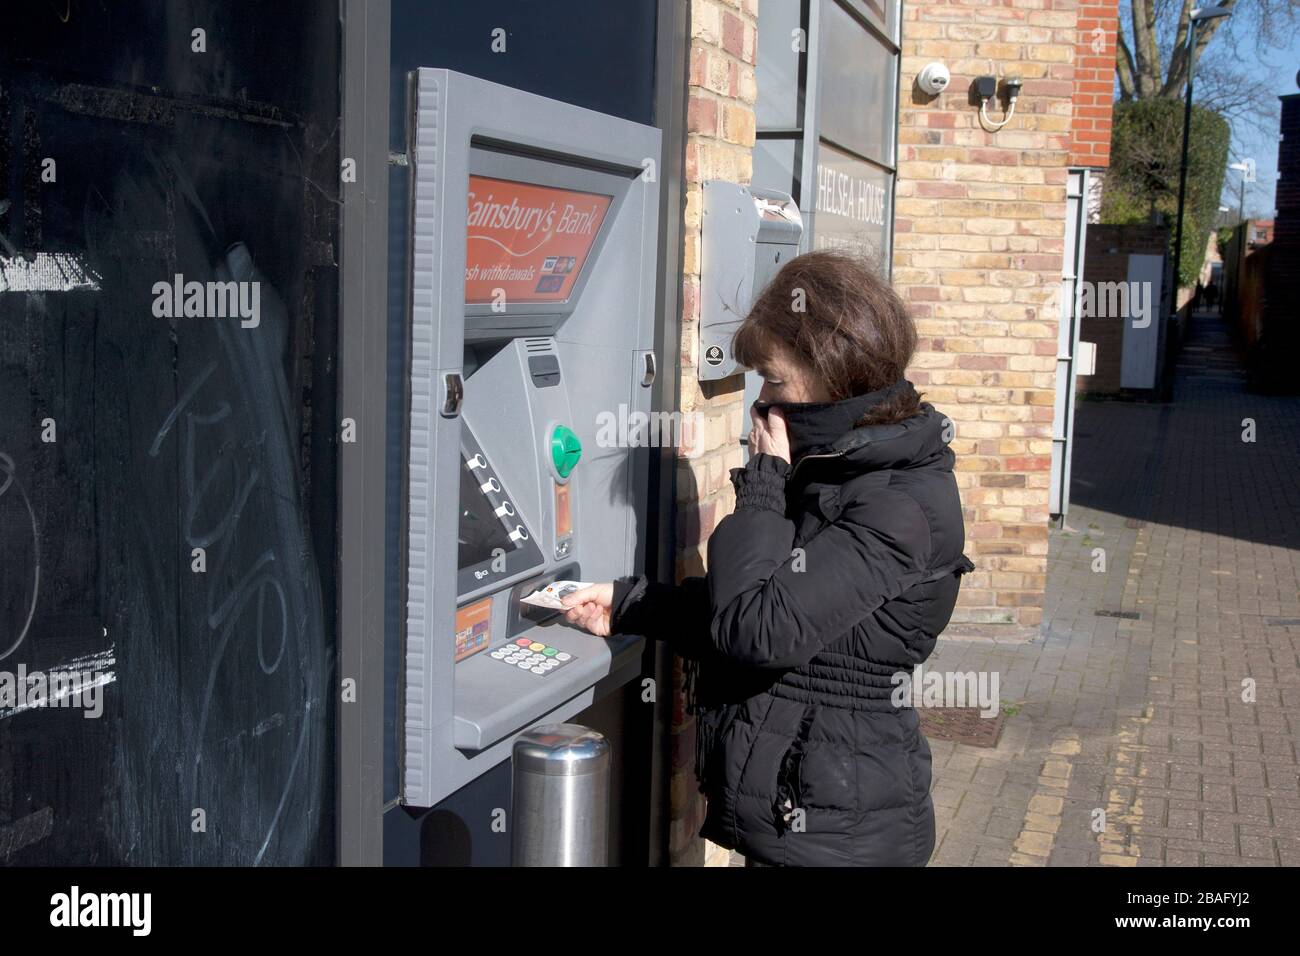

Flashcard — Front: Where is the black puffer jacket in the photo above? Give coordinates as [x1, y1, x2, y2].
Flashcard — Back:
[611, 394, 973, 866]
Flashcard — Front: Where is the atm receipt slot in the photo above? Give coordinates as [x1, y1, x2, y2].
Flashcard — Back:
[698, 182, 803, 381]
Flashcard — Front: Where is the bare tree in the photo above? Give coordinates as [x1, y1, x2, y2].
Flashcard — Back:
[1116, 0, 1299, 129]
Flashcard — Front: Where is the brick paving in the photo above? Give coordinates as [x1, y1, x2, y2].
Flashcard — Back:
[729, 309, 1300, 867]
[926, 309, 1300, 866]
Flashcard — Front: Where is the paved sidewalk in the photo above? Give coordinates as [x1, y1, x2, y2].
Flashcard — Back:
[927, 309, 1300, 866]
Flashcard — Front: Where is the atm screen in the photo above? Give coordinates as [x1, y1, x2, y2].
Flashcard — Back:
[464, 175, 612, 304]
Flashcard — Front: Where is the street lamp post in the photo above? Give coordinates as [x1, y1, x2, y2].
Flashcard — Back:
[1221, 157, 1254, 320]
[1171, 6, 1232, 315]
[1228, 159, 1255, 224]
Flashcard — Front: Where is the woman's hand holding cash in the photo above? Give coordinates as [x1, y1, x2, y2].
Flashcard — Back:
[558, 583, 615, 637]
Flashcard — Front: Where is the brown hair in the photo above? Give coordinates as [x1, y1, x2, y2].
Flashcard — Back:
[732, 249, 922, 426]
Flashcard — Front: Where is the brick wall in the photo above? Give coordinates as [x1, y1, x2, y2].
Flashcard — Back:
[666, 0, 1107, 863]
[1265, 95, 1300, 331]
[1070, 0, 1119, 168]
[670, 0, 757, 867]
[1235, 243, 1273, 351]
[1077, 223, 1168, 395]
[895, 0, 1077, 630]
[1273, 95, 1300, 250]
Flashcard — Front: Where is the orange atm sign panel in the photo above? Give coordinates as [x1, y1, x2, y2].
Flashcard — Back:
[464, 176, 611, 304]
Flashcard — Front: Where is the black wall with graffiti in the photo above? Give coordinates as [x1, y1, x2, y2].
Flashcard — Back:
[0, 0, 340, 865]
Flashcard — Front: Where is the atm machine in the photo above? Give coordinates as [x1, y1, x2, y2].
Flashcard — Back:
[385, 69, 661, 862]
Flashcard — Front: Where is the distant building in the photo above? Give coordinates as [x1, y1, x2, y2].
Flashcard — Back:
[1248, 219, 1274, 249]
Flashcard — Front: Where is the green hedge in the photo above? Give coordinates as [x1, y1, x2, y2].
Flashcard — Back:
[1216, 226, 1235, 259]
[1101, 99, 1231, 289]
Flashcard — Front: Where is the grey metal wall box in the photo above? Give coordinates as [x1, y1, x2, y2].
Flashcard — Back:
[403, 68, 660, 808]
[698, 182, 802, 381]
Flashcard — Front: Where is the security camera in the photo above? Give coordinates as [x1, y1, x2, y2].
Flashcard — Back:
[917, 62, 950, 96]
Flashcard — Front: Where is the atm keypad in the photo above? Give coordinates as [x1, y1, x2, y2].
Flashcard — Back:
[489, 637, 576, 676]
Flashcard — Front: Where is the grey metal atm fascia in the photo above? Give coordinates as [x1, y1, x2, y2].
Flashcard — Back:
[403, 68, 661, 809]
[698, 182, 802, 381]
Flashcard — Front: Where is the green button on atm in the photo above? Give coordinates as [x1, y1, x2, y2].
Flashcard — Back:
[550, 425, 582, 479]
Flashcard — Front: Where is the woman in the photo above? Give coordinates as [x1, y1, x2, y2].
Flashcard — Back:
[561, 250, 973, 867]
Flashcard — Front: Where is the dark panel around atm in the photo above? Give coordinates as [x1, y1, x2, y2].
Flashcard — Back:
[389, 0, 658, 156]
[0, 0, 340, 865]
[381, 0, 659, 822]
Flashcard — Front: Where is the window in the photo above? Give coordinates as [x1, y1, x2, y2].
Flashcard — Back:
[753, 0, 901, 274]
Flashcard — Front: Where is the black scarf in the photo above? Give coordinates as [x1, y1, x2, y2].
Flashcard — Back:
[682, 378, 914, 792]
[753, 378, 913, 463]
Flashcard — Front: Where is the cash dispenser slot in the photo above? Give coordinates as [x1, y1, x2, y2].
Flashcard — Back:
[507, 565, 582, 631]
